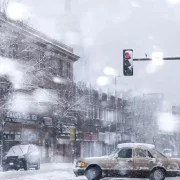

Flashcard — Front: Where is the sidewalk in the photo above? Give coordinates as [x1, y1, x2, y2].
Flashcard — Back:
[40, 162, 73, 170]
[0, 162, 73, 172]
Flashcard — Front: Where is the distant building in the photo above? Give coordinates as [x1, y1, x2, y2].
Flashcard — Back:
[125, 93, 164, 146]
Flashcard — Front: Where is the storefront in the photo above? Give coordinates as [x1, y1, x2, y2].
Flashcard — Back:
[55, 124, 76, 162]
[3, 111, 39, 153]
[80, 133, 98, 158]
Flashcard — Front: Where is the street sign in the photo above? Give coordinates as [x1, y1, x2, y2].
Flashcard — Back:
[70, 127, 76, 141]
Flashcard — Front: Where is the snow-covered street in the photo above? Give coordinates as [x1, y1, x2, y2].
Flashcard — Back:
[0, 163, 178, 180]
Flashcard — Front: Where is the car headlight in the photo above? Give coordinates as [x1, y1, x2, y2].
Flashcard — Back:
[76, 161, 86, 168]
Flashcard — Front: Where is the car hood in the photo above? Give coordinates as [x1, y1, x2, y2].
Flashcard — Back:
[80, 155, 109, 163]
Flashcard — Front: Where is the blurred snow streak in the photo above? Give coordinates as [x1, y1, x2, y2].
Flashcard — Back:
[0, 57, 23, 89]
[157, 112, 177, 132]
[167, 0, 180, 4]
[0, 56, 60, 113]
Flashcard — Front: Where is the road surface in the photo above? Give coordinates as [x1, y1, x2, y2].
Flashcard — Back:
[0, 163, 179, 180]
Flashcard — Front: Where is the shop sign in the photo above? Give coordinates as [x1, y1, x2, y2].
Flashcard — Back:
[84, 133, 98, 141]
[84, 133, 91, 141]
[91, 134, 98, 141]
[6, 112, 38, 122]
[70, 127, 76, 141]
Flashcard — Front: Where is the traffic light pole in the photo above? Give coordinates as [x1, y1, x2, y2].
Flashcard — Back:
[133, 57, 180, 61]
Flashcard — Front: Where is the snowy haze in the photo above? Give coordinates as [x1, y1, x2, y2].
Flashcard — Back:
[4, 0, 180, 106]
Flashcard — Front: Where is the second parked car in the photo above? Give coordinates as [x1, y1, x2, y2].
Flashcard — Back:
[74, 143, 180, 180]
[2, 144, 40, 171]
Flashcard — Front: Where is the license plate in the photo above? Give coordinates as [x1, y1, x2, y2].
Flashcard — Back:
[9, 162, 14, 165]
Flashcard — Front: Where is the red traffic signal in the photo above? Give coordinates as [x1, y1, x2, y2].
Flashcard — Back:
[125, 52, 131, 59]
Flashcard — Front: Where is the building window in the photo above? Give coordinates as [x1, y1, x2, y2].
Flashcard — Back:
[101, 109, 104, 120]
[104, 110, 107, 121]
[108, 110, 113, 122]
[123, 116, 126, 124]
[96, 107, 100, 119]
[39, 51, 44, 61]
[62, 61, 65, 77]
[107, 110, 109, 121]
[26, 49, 31, 61]
[93, 107, 95, 119]
[9, 43, 18, 58]
[88, 107, 91, 118]
[67, 62, 71, 79]
[59, 59, 63, 76]
[40, 63, 45, 69]
[86, 106, 89, 118]
[52, 59, 58, 68]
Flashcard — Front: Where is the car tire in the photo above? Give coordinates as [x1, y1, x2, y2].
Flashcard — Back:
[35, 161, 40, 170]
[15, 167, 19, 171]
[24, 161, 30, 171]
[2, 165, 8, 172]
[85, 166, 102, 180]
[149, 168, 165, 180]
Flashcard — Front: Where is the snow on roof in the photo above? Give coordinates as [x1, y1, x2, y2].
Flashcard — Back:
[0, 12, 80, 60]
[117, 143, 155, 149]
[6, 144, 30, 156]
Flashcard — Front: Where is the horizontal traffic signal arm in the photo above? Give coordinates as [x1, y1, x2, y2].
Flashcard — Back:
[133, 57, 180, 61]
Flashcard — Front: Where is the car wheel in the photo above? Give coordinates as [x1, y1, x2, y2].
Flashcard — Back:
[15, 167, 19, 171]
[24, 161, 30, 171]
[85, 166, 102, 180]
[149, 168, 165, 180]
[2, 165, 8, 172]
[35, 161, 40, 170]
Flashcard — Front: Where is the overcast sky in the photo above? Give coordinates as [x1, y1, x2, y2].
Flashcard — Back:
[3, 0, 180, 107]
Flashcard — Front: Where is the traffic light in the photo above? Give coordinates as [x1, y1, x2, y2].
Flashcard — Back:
[123, 49, 133, 76]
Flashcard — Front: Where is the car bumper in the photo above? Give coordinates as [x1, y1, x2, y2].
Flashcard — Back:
[2, 159, 26, 169]
[73, 168, 86, 176]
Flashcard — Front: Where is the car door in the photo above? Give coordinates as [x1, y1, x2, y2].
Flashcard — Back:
[109, 148, 133, 176]
[133, 147, 156, 175]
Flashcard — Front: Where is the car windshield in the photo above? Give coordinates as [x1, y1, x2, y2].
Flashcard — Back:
[109, 149, 119, 157]
[150, 148, 167, 158]
[6, 145, 29, 156]
[0, 0, 180, 179]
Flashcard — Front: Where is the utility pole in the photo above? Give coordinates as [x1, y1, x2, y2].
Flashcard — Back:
[115, 76, 117, 148]
[114, 76, 121, 148]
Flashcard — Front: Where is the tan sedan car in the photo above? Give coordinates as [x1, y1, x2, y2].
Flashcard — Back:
[73, 143, 180, 180]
